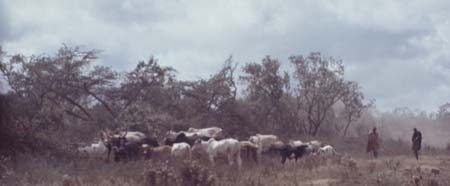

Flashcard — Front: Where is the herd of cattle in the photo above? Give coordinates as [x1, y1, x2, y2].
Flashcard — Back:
[77, 127, 340, 168]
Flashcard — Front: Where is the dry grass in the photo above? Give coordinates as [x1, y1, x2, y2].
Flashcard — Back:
[1, 152, 450, 186]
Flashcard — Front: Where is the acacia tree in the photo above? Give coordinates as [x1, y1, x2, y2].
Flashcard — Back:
[181, 58, 237, 119]
[240, 56, 289, 132]
[290, 52, 348, 136]
[119, 57, 176, 110]
[341, 81, 373, 136]
[0, 46, 117, 127]
[115, 57, 178, 131]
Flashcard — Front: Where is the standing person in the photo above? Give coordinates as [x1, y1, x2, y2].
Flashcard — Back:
[367, 127, 380, 158]
[412, 128, 422, 160]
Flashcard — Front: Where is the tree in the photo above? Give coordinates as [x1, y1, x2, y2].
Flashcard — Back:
[115, 57, 178, 131]
[0, 45, 117, 127]
[119, 57, 176, 111]
[182, 58, 237, 116]
[438, 103, 450, 121]
[240, 56, 289, 132]
[341, 81, 374, 136]
[290, 52, 348, 136]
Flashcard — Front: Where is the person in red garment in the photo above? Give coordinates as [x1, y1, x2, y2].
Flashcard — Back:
[367, 127, 380, 158]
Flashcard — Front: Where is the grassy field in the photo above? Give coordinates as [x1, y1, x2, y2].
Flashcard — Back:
[2, 151, 450, 186]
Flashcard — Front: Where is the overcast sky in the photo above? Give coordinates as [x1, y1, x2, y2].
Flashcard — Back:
[1, 0, 449, 112]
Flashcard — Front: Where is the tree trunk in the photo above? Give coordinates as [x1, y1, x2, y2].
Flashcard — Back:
[312, 125, 320, 136]
[342, 114, 352, 137]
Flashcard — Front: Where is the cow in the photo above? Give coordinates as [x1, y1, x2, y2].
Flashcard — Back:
[102, 130, 158, 162]
[289, 140, 304, 147]
[193, 138, 242, 168]
[304, 140, 323, 156]
[166, 130, 195, 141]
[165, 132, 197, 146]
[318, 145, 336, 157]
[141, 137, 160, 147]
[278, 144, 309, 164]
[239, 141, 258, 162]
[142, 144, 172, 160]
[109, 136, 141, 162]
[187, 127, 223, 139]
[117, 131, 146, 142]
[317, 145, 343, 164]
[248, 134, 279, 159]
[77, 140, 108, 158]
[171, 142, 191, 159]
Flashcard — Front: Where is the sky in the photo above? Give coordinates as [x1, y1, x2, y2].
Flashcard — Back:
[0, 0, 449, 112]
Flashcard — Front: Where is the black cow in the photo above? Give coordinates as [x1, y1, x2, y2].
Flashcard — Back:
[110, 136, 159, 162]
[164, 132, 210, 146]
[142, 137, 160, 147]
[279, 144, 309, 164]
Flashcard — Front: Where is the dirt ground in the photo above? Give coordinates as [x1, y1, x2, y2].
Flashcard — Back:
[290, 155, 450, 186]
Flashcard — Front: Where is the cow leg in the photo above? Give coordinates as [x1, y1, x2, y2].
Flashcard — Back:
[251, 149, 258, 163]
[209, 155, 215, 166]
[228, 153, 233, 166]
[106, 145, 111, 162]
[257, 148, 263, 162]
[188, 149, 192, 161]
[236, 151, 242, 169]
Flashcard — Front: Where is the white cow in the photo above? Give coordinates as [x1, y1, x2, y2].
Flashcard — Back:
[187, 127, 223, 138]
[318, 145, 343, 165]
[102, 130, 147, 143]
[248, 134, 279, 154]
[194, 138, 242, 168]
[78, 140, 108, 158]
[117, 131, 146, 142]
[166, 127, 222, 142]
[289, 140, 304, 147]
[318, 145, 336, 156]
[306, 140, 322, 154]
[318, 145, 336, 157]
[171, 142, 191, 159]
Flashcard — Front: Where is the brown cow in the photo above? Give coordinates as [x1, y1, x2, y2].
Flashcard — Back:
[142, 145, 172, 160]
[240, 141, 258, 162]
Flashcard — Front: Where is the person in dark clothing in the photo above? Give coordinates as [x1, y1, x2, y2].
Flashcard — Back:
[367, 127, 380, 158]
[412, 128, 422, 160]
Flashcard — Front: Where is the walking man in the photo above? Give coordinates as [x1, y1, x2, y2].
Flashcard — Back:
[367, 127, 380, 158]
[412, 128, 422, 160]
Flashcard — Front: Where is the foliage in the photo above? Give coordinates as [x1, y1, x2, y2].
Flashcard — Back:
[290, 53, 365, 136]
[0, 45, 377, 154]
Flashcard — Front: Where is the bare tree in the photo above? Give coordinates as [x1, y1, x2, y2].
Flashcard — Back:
[341, 81, 374, 136]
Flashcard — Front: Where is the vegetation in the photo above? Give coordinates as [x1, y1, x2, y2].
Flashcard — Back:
[1, 45, 450, 185]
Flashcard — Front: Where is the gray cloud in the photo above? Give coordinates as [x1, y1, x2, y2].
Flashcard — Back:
[1, 0, 450, 111]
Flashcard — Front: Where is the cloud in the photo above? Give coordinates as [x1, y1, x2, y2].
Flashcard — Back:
[0, 0, 10, 43]
[1, 0, 450, 111]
